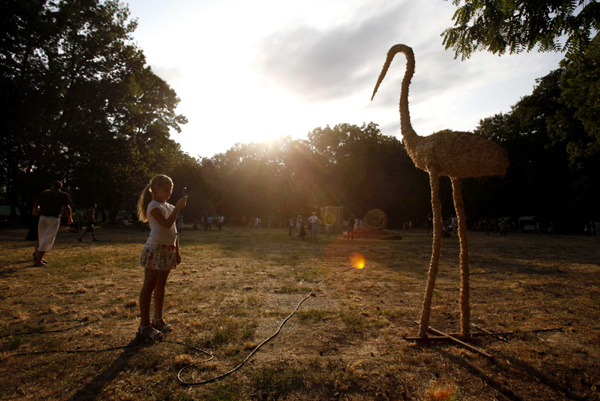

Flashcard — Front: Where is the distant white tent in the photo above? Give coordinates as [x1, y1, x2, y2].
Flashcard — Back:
[518, 216, 536, 231]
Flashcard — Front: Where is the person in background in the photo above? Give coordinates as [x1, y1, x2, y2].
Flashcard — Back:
[77, 203, 98, 242]
[347, 215, 355, 241]
[308, 211, 319, 241]
[73, 209, 84, 232]
[26, 189, 48, 242]
[32, 181, 73, 266]
[295, 215, 303, 238]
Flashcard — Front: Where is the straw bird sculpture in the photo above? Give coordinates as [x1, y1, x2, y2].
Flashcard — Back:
[371, 44, 509, 338]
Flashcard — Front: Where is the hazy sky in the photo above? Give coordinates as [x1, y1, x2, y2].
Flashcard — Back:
[126, 0, 564, 159]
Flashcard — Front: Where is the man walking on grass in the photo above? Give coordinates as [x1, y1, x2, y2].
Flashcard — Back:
[77, 203, 98, 242]
[33, 181, 73, 266]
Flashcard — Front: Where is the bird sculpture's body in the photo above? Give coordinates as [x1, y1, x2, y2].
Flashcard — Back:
[371, 44, 509, 338]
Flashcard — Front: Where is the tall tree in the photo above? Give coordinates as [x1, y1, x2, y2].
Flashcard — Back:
[307, 123, 430, 226]
[0, 0, 187, 221]
[471, 66, 599, 226]
[559, 49, 600, 157]
[203, 139, 295, 225]
[553, 52, 600, 218]
[442, 0, 600, 60]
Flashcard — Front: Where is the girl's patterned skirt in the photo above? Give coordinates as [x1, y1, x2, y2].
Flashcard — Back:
[139, 244, 177, 271]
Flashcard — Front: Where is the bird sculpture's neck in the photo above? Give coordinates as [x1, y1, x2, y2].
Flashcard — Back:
[397, 45, 419, 147]
[372, 44, 419, 148]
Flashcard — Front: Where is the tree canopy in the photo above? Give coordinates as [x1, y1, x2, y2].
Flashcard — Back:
[0, 0, 187, 220]
[194, 125, 430, 228]
[470, 59, 600, 225]
[442, 0, 600, 60]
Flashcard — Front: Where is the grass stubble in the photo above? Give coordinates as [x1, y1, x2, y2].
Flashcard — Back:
[0, 226, 599, 400]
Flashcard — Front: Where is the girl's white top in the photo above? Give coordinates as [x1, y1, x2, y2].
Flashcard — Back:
[146, 200, 177, 245]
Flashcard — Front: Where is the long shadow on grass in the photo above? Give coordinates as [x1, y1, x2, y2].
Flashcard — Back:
[470, 233, 600, 267]
[58, 228, 600, 280]
[403, 232, 600, 273]
[439, 349, 525, 401]
[494, 352, 589, 401]
[440, 349, 588, 401]
[67, 338, 143, 401]
[0, 261, 37, 278]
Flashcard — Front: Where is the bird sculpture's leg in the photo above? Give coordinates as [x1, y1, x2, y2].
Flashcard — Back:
[419, 168, 442, 337]
[451, 178, 470, 338]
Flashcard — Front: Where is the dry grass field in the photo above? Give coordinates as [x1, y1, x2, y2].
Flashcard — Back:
[0, 225, 599, 400]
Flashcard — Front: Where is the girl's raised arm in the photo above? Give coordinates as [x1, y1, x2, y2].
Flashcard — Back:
[149, 197, 187, 229]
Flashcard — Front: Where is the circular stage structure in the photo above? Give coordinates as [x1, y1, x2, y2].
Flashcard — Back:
[363, 208, 388, 230]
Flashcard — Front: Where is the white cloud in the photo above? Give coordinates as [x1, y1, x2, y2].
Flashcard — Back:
[126, 0, 564, 158]
[253, 2, 429, 102]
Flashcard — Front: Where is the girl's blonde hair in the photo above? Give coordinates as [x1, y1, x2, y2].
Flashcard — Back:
[137, 175, 173, 222]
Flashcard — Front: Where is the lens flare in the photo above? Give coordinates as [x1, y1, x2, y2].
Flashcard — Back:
[350, 253, 366, 269]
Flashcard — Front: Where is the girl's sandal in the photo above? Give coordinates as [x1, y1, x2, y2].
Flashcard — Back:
[152, 317, 172, 333]
[32, 253, 48, 264]
[137, 324, 163, 342]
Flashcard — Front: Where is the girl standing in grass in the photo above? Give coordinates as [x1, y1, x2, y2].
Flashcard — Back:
[136, 174, 187, 341]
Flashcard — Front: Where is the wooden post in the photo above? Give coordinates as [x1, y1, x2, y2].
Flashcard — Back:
[419, 168, 442, 337]
[474, 324, 507, 342]
[451, 178, 470, 339]
[424, 324, 493, 359]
